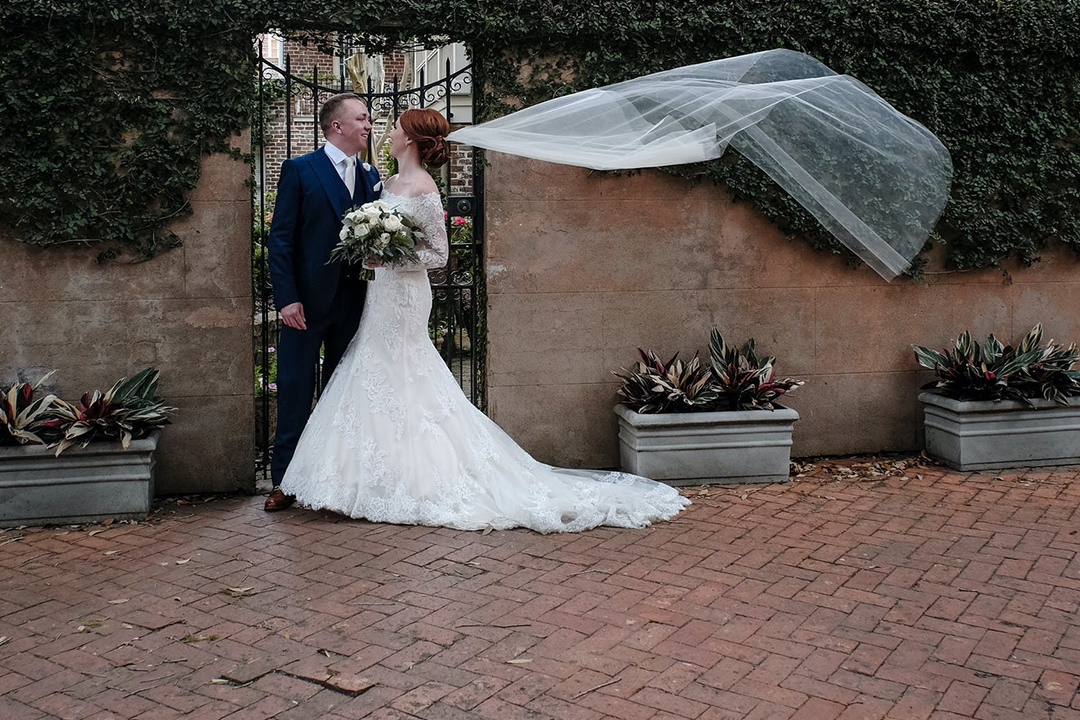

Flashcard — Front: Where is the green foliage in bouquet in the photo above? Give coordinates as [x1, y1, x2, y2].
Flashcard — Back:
[914, 324, 1080, 405]
[614, 350, 718, 414]
[0, 371, 59, 446]
[709, 330, 805, 411]
[330, 201, 421, 268]
[48, 368, 176, 455]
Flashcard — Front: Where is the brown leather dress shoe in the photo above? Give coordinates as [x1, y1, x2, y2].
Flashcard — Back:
[264, 487, 295, 511]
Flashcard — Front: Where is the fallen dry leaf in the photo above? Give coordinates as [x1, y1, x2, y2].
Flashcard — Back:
[104, 550, 120, 556]
[220, 586, 256, 598]
[108, 598, 129, 605]
[176, 558, 191, 565]
[210, 678, 230, 684]
[506, 658, 532, 664]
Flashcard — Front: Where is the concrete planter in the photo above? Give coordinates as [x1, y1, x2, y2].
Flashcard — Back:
[920, 392, 1080, 471]
[0, 433, 158, 528]
[615, 403, 799, 485]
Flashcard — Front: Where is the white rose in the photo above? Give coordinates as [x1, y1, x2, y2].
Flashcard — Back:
[339, 227, 349, 241]
[355, 222, 371, 237]
[384, 215, 403, 232]
[376, 232, 390, 248]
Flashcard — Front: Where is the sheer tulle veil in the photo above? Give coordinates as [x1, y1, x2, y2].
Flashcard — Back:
[448, 49, 952, 280]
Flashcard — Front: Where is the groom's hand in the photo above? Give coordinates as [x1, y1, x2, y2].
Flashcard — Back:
[280, 302, 307, 330]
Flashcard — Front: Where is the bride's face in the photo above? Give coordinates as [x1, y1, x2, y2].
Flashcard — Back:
[388, 117, 410, 160]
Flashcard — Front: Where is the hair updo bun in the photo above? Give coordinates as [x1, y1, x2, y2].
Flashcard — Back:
[399, 108, 452, 168]
[423, 136, 450, 168]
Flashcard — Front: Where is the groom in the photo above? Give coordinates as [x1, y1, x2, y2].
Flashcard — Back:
[265, 92, 382, 511]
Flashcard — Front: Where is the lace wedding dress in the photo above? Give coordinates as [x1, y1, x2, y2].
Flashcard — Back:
[280, 189, 689, 533]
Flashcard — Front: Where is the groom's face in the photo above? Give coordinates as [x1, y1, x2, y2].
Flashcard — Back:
[329, 99, 372, 153]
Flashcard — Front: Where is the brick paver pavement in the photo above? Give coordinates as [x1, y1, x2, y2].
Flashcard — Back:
[2, 457, 1079, 720]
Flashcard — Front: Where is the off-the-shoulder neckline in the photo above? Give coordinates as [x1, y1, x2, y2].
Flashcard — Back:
[381, 189, 440, 200]
[383, 175, 439, 200]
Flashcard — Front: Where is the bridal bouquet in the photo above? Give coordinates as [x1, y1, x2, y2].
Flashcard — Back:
[330, 201, 422, 267]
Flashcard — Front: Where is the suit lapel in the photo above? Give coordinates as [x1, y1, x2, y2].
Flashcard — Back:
[312, 148, 351, 219]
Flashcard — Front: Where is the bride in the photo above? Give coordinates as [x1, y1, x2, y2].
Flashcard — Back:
[279, 108, 689, 533]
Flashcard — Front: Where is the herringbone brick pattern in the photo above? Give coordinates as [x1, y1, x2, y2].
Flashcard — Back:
[2, 458, 1079, 720]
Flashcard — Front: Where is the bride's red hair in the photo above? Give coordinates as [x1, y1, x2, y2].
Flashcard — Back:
[399, 109, 451, 168]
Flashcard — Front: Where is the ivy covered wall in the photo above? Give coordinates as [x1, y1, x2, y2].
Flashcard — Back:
[2, 1, 1077, 270]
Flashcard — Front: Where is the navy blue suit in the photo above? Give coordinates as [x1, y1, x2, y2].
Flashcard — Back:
[268, 146, 381, 487]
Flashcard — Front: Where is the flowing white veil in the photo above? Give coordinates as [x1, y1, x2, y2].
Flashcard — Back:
[447, 49, 952, 280]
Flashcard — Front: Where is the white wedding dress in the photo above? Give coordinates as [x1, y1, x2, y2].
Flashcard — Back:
[280, 189, 689, 533]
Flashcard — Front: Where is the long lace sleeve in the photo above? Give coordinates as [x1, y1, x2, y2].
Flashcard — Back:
[411, 194, 449, 270]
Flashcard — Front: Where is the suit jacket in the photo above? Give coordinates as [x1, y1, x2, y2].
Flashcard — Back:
[267, 147, 382, 323]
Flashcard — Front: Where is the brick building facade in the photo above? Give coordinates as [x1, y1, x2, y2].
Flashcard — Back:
[256, 36, 473, 200]
[448, 132, 473, 199]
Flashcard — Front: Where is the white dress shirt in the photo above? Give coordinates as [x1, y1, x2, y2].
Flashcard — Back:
[322, 142, 355, 186]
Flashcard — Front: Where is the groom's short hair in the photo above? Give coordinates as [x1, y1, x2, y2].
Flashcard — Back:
[319, 92, 365, 134]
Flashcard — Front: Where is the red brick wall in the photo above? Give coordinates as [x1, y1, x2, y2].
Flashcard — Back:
[383, 51, 406, 85]
[260, 38, 344, 193]
[448, 124, 473, 197]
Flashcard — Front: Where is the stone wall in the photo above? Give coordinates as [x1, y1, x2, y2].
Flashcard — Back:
[484, 154, 1080, 468]
[0, 145, 254, 495]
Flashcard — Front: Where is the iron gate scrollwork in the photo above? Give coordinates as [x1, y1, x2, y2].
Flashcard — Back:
[252, 40, 485, 478]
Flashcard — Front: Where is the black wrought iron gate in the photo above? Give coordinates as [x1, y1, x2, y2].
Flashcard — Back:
[252, 41, 485, 477]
